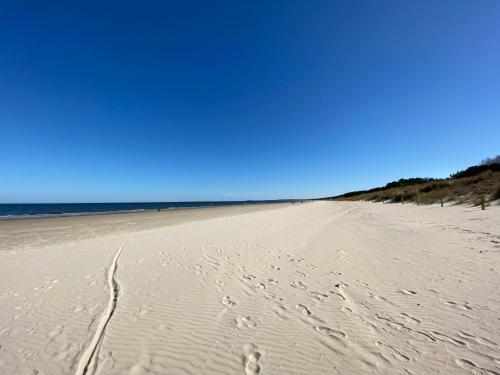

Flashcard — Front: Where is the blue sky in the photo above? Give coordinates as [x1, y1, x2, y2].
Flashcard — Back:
[1, 1, 499, 202]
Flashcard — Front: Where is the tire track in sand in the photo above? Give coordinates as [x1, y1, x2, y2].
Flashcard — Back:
[75, 240, 125, 375]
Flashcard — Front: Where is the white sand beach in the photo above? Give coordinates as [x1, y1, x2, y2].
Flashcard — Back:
[1, 201, 499, 375]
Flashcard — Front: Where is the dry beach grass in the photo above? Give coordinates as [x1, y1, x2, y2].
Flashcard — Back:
[335, 171, 500, 207]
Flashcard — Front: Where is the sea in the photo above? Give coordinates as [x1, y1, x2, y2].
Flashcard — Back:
[0, 200, 291, 219]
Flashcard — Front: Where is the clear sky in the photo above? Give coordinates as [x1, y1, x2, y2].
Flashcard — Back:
[1, 1, 499, 203]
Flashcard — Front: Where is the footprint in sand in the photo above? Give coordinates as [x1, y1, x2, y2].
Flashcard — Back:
[217, 296, 236, 318]
[309, 291, 328, 302]
[400, 312, 421, 324]
[243, 344, 261, 375]
[222, 296, 236, 308]
[315, 326, 346, 341]
[255, 282, 266, 290]
[290, 281, 307, 290]
[443, 300, 472, 310]
[455, 358, 477, 370]
[273, 303, 288, 318]
[368, 292, 388, 302]
[430, 331, 466, 346]
[396, 289, 417, 295]
[334, 281, 348, 288]
[48, 324, 64, 339]
[236, 316, 257, 329]
[129, 360, 151, 375]
[296, 304, 312, 316]
[458, 331, 497, 346]
[454, 358, 497, 374]
[329, 290, 346, 300]
[133, 307, 149, 320]
[328, 271, 343, 276]
[98, 351, 116, 372]
[73, 305, 85, 313]
[376, 341, 411, 362]
[357, 280, 369, 288]
[157, 251, 172, 265]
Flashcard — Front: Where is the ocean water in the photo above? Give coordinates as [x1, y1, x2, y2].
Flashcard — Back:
[0, 200, 290, 219]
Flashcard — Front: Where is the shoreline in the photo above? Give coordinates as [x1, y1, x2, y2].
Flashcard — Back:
[0, 202, 290, 252]
[0, 200, 294, 221]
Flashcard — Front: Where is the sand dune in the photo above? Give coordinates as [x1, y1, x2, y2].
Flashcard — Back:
[1, 201, 499, 374]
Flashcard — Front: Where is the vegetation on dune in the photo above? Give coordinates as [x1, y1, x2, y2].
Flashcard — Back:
[340, 178, 437, 198]
[493, 184, 500, 201]
[450, 162, 500, 179]
[480, 155, 500, 165]
[326, 156, 500, 206]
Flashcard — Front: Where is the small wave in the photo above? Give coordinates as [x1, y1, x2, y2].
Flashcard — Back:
[0, 209, 155, 220]
[0, 200, 292, 220]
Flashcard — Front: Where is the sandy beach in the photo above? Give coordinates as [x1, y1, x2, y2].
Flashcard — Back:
[1, 201, 499, 375]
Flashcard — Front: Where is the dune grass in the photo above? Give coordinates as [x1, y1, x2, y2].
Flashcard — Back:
[332, 170, 500, 205]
